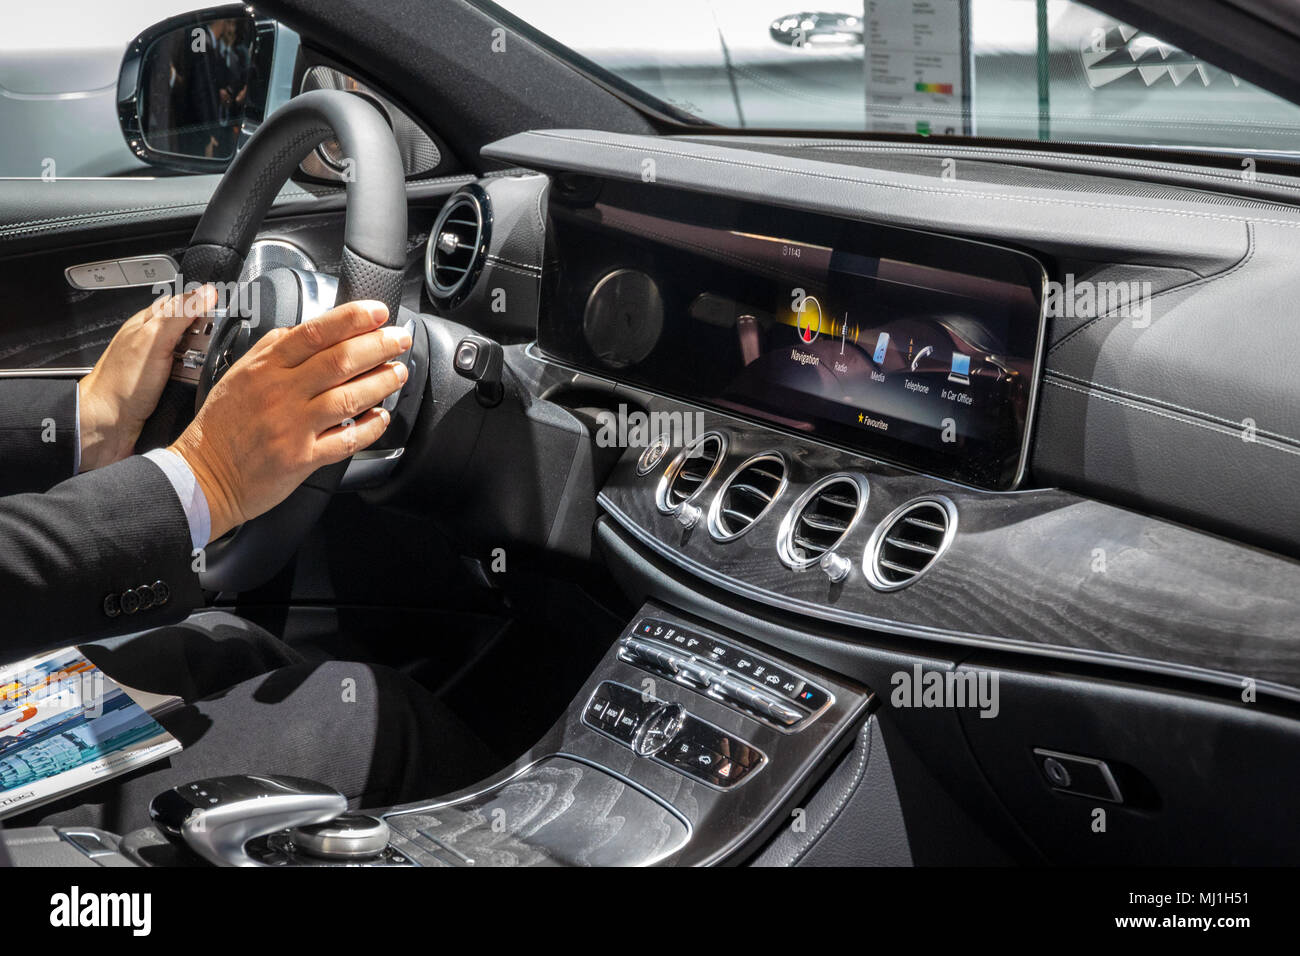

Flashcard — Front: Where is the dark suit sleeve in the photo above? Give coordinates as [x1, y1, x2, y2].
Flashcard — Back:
[0, 455, 203, 656]
[0, 378, 78, 495]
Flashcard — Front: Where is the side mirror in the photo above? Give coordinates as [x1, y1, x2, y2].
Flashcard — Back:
[117, 4, 277, 173]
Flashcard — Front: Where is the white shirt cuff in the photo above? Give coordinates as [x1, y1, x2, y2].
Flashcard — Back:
[142, 448, 211, 551]
[72, 383, 82, 476]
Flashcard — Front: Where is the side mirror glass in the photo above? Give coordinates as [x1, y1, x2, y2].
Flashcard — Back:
[118, 5, 275, 172]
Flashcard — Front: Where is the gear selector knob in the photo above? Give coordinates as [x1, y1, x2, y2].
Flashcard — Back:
[150, 774, 346, 867]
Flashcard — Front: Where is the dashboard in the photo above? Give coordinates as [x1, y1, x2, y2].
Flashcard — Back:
[431, 132, 1300, 708]
[538, 178, 1047, 490]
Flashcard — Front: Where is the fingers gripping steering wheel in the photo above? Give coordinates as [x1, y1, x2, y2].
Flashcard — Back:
[137, 90, 410, 593]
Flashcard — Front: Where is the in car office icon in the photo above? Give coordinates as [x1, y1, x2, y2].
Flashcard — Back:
[948, 352, 971, 385]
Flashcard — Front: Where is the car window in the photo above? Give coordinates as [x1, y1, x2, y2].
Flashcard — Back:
[0, 1, 252, 177]
[486, 0, 1300, 155]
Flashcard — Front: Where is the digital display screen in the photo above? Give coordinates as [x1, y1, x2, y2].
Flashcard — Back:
[538, 179, 1046, 490]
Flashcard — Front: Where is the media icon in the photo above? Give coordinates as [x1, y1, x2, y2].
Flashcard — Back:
[872, 332, 890, 365]
[948, 351, 971, 385]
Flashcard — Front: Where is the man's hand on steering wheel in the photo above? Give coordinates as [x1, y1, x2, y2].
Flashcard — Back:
[169, 299, 410, 541]
[78, 284, 219, 472]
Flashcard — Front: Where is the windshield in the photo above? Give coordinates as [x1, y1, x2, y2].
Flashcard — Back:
[485, 0, 1300, 156]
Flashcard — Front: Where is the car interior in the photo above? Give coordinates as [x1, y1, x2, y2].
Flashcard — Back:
[2, 0, 1299, 869]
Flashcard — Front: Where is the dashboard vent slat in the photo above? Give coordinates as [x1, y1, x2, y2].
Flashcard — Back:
[798, 513, 850, 534]
[884, 536, 939, 555]
[878, 557, 924, 576]
[708, 454, 787, 541]
[903, 515, 946, 533]
[817, 491, 859, 510]
[865, 498, 957, 590]
[777, 474, 866, 569]
[729, 482, 774, 504]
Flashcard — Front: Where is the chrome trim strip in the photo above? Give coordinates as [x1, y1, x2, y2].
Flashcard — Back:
[0, 368, 92, 377]
[351, 448, 405, 462]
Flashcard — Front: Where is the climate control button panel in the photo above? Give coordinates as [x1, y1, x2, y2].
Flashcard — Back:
[619, 618, 833, 731]
[584, 681, 766, 789]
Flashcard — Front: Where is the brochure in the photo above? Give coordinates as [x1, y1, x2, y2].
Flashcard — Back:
[0, 646, 182, 818]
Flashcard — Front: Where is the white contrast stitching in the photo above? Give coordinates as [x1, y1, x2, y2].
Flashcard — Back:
[1046, 379, 1300, 458]
[783, 718, 874, 867]
[484, 258, 541, 279]
[1047, 370, 1300, 447]
[485, 253, 541, 273]
[0, 201, 210, 235]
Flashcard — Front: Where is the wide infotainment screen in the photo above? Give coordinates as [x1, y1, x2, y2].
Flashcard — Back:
[538, 178, 1047, 490]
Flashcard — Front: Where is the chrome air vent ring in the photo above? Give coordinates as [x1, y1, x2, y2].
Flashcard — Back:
[863, 496, 958, 591]
[776, 473, 869, 570]
[707, 453, 788, 542]
[655, 432, 728, 515]
[424, 184, 491, 309]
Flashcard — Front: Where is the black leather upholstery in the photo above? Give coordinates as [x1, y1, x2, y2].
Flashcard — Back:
[750, 716, 914, 867]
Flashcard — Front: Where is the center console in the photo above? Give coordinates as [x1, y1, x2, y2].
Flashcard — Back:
[375, 603, 873, 866]
[3, 604, 872, 867]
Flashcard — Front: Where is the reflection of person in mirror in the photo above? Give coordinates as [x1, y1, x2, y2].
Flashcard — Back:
[164, 19, 252, 160]
[213, 19, 253, 156]
[175, 21, 221, 158]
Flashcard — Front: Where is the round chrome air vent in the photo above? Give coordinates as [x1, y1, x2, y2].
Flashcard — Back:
[776, 474, 868, 570]
[707, 453, 788, 541]
[425, 186, 490, 309]
[655, 432, 727, 514]
[863, 496, 957, 591]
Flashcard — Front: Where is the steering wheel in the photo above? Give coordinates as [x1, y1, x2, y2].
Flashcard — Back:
[137, 89, 411, 593]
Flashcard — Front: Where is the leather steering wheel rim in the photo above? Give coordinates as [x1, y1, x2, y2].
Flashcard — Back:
[183, 88, 407, 315]
[141, 89, 408, 592]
